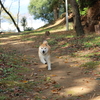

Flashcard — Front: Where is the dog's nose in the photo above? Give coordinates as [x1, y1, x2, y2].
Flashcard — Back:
[43, 51, 45, 53]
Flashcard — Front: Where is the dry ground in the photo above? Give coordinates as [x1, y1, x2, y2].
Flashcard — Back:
[0, 31, 100, 100]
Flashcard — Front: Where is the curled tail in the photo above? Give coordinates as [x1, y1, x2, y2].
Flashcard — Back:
[43, 40, 48, 45]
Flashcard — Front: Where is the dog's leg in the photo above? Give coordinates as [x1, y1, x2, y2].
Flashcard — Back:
[39, 55, 47, 64]
[40, 58, 47, 64]
[46, 56, 51, 70]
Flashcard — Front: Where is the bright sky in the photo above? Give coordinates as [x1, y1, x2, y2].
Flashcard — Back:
[1, 0, 46, 31]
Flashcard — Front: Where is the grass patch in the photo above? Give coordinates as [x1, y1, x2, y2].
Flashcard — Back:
[61, 43, 69, 47]
[0, 48, 30, 82]
[0, 96, 8, 100]
[80, 61, 100, 70]
[48, 39, 58, 45]
[0, 44, 39, 99]
[1, 21, 100, 100]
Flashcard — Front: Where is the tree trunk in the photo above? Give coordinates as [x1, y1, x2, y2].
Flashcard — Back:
[0, 1, 21, 32]
[70, 0, 84, 36]
[17, 0, 20, 25]
[53, 7, 59, 21]
[95, 23, 100, 34]
[0, 5, 1, 29]
[86, 1, 100, 32]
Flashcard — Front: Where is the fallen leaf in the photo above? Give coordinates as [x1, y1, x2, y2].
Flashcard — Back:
[50, 74, 57, 77]
[34, 62, 38, 65]
[20, 80, 28, 83]
[42, 96, 47, 99]
[51, 89, 58, 94]
[67, 71, 71, 75]
[46, 77, 51, 81]
[52, 81, 57, 84]
[68, 94, 72, 97]
[34, 73, 38, 76]
[44, 82, 52, 87]
[64, 61, 68, 63]
[30, 72, 34, 76]
[59, 56, 62, 59]
[31, 68, 34, 70]
[86, 81, 89, 83]
[56, 56, 62, 59]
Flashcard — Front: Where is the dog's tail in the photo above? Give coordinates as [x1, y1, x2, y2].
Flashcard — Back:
[43, 40, 48, 45]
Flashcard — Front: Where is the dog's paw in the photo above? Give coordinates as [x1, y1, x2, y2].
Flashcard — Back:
[44, 59, 47, 64]
[48, 68, 51, 70]
[45, 62, 47, 64]
[43, 61, 47, 64]
[41, 60, 47, 64]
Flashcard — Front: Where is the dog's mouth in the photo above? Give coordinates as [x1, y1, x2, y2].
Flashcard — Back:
[43, 51, 45, 54]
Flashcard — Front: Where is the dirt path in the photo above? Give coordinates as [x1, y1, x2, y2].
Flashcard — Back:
[0, 34, 100, 100]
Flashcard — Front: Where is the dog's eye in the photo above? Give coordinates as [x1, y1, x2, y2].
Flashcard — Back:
[45, 48, 46, 49]
[41, 48, 43, 49]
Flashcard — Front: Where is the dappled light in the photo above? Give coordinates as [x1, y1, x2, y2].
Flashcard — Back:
[91, 96, 100, 100]
[0, 27, 100, 100]
[0, 0, 100, 99]
[38, 18, 66, 31]
[63, 78, 97, 95]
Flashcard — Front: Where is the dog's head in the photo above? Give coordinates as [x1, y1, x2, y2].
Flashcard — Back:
[39, 41, 49, 54]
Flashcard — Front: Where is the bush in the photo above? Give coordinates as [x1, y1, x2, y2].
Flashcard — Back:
[25, 27, 34, 31]
[80, 7, 88, 15]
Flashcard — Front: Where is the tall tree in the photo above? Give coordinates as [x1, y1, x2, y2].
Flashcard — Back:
[28, 0, 65, 22]
[70, 0, 84, 36]
[20, 16, 27, 31]
[0, 4, 1, 29]
[78, 0, 99, 32]
[17, 0, 20, 25]
[0, 0, 5, 30]
[0, 0, 21, 32]
[78, 0, 98, 10]
[48, 0, 60, 21]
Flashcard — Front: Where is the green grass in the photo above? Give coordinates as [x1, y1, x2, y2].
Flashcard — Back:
[80, 61, 100, 70]
[48, 39, 58, 45]
[0, 48, 30, 82]
[0, 96, 8, 100]
[1, 19, 100, 99]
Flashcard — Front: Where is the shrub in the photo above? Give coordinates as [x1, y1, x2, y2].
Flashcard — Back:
[25, 27, 34, 31]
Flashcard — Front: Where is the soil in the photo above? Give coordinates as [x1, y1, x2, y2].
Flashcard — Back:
[0, 33, 100, 100]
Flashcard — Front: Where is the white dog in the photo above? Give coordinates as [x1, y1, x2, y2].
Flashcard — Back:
[38, 40, 51, 70]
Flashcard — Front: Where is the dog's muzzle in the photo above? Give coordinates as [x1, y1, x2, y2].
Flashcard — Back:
[43, 51, 45, 54]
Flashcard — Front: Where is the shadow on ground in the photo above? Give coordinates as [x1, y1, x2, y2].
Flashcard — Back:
[0, 32, 100, 100]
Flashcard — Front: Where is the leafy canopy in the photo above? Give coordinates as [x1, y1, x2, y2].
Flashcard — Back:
[28, 0, 53, 22]
[28, 0, 65, 22]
